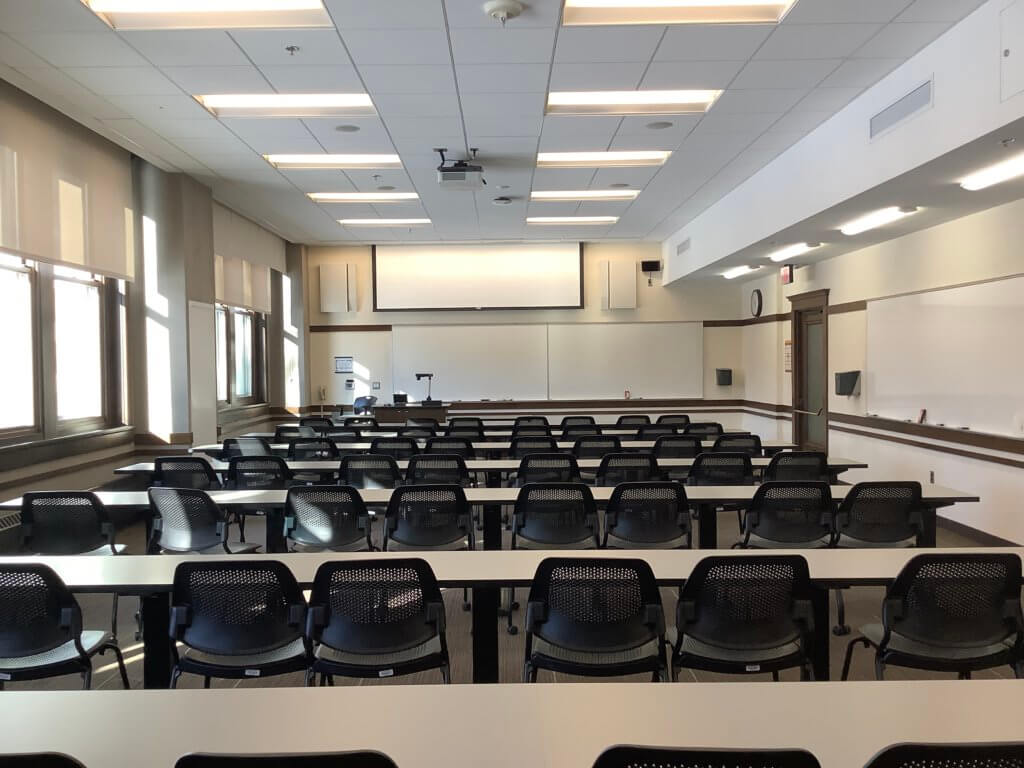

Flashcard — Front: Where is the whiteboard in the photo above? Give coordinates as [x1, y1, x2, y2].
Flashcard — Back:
[374, 243, 581, 310]
[548, 323, 704, 399]
[391, 325, 549, 401]
[866, 277, 1024, 436]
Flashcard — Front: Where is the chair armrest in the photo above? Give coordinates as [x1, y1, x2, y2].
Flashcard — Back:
[282, 515, 296, 535]
[644, 604, 665, 636]
[305, 604, 326, 639]
[427, 601, 446, 634]
[793, 598, 814, 633]
[169, 605, 191, 639]
[675, 597, 696, 629]
[287, 603, 306, 629]
[524, 600, 546, 634]
[215, 521, 227, 539]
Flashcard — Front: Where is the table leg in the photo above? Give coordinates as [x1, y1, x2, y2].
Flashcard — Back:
[264, 506, 286, 553]
[696, 505, 718, 549]
[810, 585, 830, 681]
[141, 591, 171, 689]
[473, 502, 502, 683]
[919, 505, 938, 547]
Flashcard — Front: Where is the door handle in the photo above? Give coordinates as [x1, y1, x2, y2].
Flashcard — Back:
[793, 408, 824, 416]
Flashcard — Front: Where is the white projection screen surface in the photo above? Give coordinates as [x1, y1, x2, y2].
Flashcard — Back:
[373, 243, 582, 310]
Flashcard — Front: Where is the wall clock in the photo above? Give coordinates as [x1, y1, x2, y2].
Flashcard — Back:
[750, 288, 763, 318]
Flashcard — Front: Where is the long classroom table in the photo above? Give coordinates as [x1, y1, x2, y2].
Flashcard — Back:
[0, 546, 1013, 689]
[265, 424, 748, 436]
[3, 680, 1024, 767]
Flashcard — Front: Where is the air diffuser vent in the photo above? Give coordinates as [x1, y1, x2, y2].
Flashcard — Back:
[676, 237, 691, 257]
[870, 80, 932, 139]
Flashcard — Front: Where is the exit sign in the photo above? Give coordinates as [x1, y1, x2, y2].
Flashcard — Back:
[780, 264, 794, 284]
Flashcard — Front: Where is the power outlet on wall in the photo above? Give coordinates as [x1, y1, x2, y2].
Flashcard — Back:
[372, 381, 381, 390]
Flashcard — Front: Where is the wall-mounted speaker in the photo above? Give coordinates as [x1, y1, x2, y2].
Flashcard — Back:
[641, 259, 662, 273]
[835, 370, 861, 396]
[716, 368, 733, 386]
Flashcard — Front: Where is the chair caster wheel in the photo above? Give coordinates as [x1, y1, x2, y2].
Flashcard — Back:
[833, 625, 851, 636]
[462, 602, 472, 612]
[507, 625, 518, 635]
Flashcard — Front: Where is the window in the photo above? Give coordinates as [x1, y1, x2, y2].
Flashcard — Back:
[233, 309, 253, 398]
[0, 253, 35, 431]
[282, 275, 300, 410]
[215, 303, 264, 408]
[215, 306, 228, 402]
[53, 265, 103, 422]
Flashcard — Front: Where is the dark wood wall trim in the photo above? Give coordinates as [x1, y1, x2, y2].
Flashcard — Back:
[830, 424, 1024, 470]
[703, 313, 790, 328]
[310, 324, 393, 333]
[830, 412, 1024, 456]
[828, 300, 867, 315]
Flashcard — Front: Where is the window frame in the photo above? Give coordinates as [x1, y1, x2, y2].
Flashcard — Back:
[0, 254, 42, 442]
[215, 303, 266, 411]
[51, 265, 108, 433]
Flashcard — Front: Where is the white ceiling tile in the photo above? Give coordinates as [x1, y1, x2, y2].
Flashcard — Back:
[444, 0, 563, 27]
[391, 136, 465, 159]
[118, 31, 247, 66]
[755, 24, 884, 60]
[323, 0, 445, 28]
[577, 200, 632, 216]
[655, 26, 772, 62]
[852, 22, 952, 58]
[747, 129, 810, 154]
[527, 201, 581, 216]
[0, 33, 51, 68]
[818, 57, 905, 88]
[769, 109, 832, 132]
[473, 136, 538, 158]
[230, 29, 350, 66]
[342, 29, 452, 65]
[608, 131, 690, 150]
[455, 63, 550, 93]
[170, 136, 258, 159]
[730, 59, 841, 89]
[783, 0, 911, 23]
[383, 116, 465, 137]
[896, 0, 986, 22]
[791, 86, 863, 113]
[261, 65, 364, 92]
[696, 110, 782, 134]
[712, 89, 809, 114]
[464, 113, 542, 137]
[592, 166, 660, 187]
[220, 118, 322, 152]
[318, 202, 380, 218]
[375, 92, 462, 118]
[549, 62, 647, 90]
[450, 28, 555, 64]
[101, 118, 211, 169]
[105, 93, 211, 121]
[540, 115, 622, 148]
[162, 66, 272, 94]
[361, 65, 456, 94]
[10, 65, 130, 120]
[303, 118, 396, 152]
[61, 66, 180, 96]
[144, 118, 232, 139]
[556, 26, 664, 63]
[280, 168, 357, 192]
[0, 0, 110, 33]
[344, 169, 414, 189]
[616, 115, 701, 136]
[531, 167, 598, 188]
[19, 31, 149, 67]
[640, 60, 745, 90]
[460, 91, 545, 117]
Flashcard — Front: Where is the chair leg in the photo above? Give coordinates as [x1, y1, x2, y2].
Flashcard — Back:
[771, 670, 780, 682]
[237, 512, 246, 543]
[305, 669, 315, 687]
[441, 664, 451, 684]
[326, 674, 335, 686]
[462, 587, 471, 612]
[507, 587, 518, 635]
[1014, 662, 1023, 679]
[106, 642, 131, 689]
[833, 589, 851, 636]
[874, 657, 886, 681]
[841, 636, 871, 680]
[203, 676, 211, 689]
[81, 668, 92, 690]
[110, 593, 120, 639]
[958, 670, 972, 680]
[169, 668, 182, 689]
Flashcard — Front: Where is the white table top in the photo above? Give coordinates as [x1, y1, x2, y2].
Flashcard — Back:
[2, 681, 1023, 768]
[195, 439, 798, 453]
[264, 425, 700, 437]
[115, 456, 868, 475]
[0, 546, 1012, 592]
[0, 484, 978, 512]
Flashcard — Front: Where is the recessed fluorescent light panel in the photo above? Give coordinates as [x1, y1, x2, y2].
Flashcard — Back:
[309, 192, 419, 203]
[526, 216, 619, 225]
[82, 0, 331, 29]
[264, 154, 402, 170]
[547, 90, 721, 115]
[959, 152, 1024, 191]
[562, 0, 798, 26]
[537, 151, 671, 168]
[338, 219, 431, 227]
[722, 265, 762, 279]
[839, 206, 918, 236]
[766, 242, 821, 262]
[196, 94, 374, 118]
[530, 189, 640, 202]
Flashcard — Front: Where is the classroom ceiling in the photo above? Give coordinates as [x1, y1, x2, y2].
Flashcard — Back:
[0, 0, 989, 245]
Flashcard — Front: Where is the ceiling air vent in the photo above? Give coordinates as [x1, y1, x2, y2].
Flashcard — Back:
[870, 80, 932, 139]
[676, 237, 691, 257]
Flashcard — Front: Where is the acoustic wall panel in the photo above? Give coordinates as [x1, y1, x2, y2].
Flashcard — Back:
[319, 262, 357, 313]
[600, 260, 637, 310]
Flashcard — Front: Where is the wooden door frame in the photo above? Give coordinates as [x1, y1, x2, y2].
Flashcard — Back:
[788, 289, 829, 452]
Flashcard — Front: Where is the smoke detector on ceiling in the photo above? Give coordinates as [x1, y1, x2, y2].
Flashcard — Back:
[492, 196, 513, 205]
[483, 0, 524, 25]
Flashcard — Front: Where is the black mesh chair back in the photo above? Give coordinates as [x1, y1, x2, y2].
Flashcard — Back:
[444, 427, 484, 439]
[154, 457, 222, 490]
[285, 486, 369, 551]
[714, 433, 764, 456]
[370, 437, 420, 459]
[325, 428, 362, 440]
[170, 560, 306, 660]
[560, 416, 596, 427]
[688, 452, 754, 485]
[657, 414, 691, 426]
[0, 563, 81, 661]
[309, 557, 444, 664]
[563, 425, 602, 438]
[287, 438, 340, 460]
[510, 436, 559, 458]
[448, 417, 483, 430]
[399, 426, 436, 438]
[605, 482, 691, 548]
[684, 422, 724, 437]
[741, 482, 833, 546]
[678, 555, 814, 657]
[882, 553, 1022, 652]
[526, 557, 663, 655]
[351, 395, 377, 415]
[220, 437, 272, 458]
[654, 435, 702, 458]
[274, 425, 316, 441]
[345, 416, 378, 428]
[406, 454, 470, 485]
[637, 425, 678, 439]
[300, 417, 333, 431]
[512, 426, 553, 437]
[406, 417, 439, 429]
[338, 454, 402, 489]
[593, 747, 821, 768]
[834, 481, 923, 544]
[425, 437, 476, 459]
[864, 743, 1024, 768]
[20, 492, 115, 555]
[615, 415, 650, 426]
[596, 452, 659, 486]
[514, 416, 550, 427]
[572, 436, 621, 459]
[384, 485, 472, 549]
[227, 456, 292, 490]
[516, 454, 581, 485]
[765, 452, 829, 482]
[176, 753, 398, 768]
[514, 483, 597, 546]
[148, 488, 228, 553]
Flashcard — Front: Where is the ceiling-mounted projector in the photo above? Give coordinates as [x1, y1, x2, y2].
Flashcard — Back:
[435, 147, 486, 190]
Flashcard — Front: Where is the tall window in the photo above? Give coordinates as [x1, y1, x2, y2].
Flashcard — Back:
[215, 304, 263, 408]
[233, 309, 253, 398]
[215, 306, 228, 402]
[0, 252, 35, 431]
[282, 274, 300, 410]
[53, 265, 103, 422]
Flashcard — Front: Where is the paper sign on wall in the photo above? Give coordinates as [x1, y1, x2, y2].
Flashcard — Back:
[783, 340, 793, 373]
[334, 356, 353, 374]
